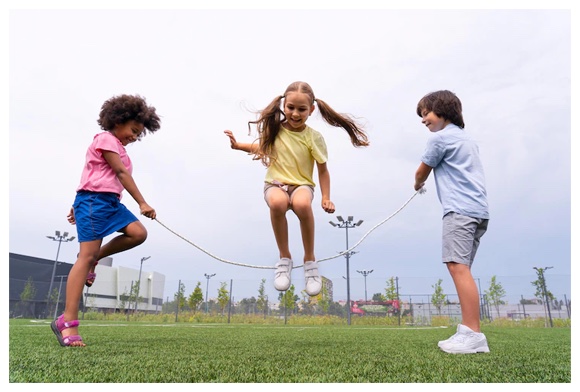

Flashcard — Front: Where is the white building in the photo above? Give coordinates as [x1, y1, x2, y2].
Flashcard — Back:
[84, 257, 165, 313]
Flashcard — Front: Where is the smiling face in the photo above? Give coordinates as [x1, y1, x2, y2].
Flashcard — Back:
[420, 109, 450, 133]
[111, 120, 144, 146]
[283, 92, 314, 132]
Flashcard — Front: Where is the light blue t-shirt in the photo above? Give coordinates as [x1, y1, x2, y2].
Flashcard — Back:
[421, 124, 489, 219]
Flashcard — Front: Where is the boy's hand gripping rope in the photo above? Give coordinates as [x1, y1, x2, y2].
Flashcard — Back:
[154, 188, 426, 270]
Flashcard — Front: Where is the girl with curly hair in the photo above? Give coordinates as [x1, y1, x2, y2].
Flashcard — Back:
[51, 94, 161, 347]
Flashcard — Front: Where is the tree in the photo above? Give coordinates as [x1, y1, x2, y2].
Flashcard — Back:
[328, 301, 346, 317]
[123, 281, 140, 314]
[385, 277, 398, 301]
[118, 288, 129, 313]
[129, 280, 144, 314]
[484, 275, 506, 318]
[431, 279, 446, 315]
[531, 268, 554, 303]
[532, 267, 555, 327]
[256, 279, 268, 318]
[318, 283, 330, 314]
[175, 281, 186, 312]
[278, 284, 298, 315]
[520, 298, 535, 305]
[187, 282, 204, 313]
[372, 292, 386, 302]
[239, 297, 257, 314]
[47, 286, 60, 318]
[217, 282, 229, 315]
[17, 277, 37, 317]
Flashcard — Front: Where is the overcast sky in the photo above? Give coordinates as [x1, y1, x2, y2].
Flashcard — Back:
[6, 3, 573, 306]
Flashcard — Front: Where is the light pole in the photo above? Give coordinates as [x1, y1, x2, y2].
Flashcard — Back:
[476, 277, 484, 320]
[357, 269, 374, 302]
[330, 215, 363, 326]
[533, 266, 554, 327]
[54, 275, 68, 319]
[134, 256, 151, 312]
[204, 273, 216, 313]
[46, 231, 75, 315]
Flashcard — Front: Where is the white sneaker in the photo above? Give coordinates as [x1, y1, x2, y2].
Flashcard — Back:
[439, 324, 490, 354]
[274, 258, 293, 291]
[304, 261, 322, 296]
[438, 324, 461, 349]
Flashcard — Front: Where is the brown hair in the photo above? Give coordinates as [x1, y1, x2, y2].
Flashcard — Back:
[416, 90, 465, 129]
[248, 81, 368, 166]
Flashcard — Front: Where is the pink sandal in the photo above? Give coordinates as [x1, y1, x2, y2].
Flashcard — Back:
[51, 314, 83, 347]
[85, 261, 98, 287]
[85, 272, 97, 287]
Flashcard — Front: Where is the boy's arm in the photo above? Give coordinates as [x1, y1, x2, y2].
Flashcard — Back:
[414, 162, 433, 191]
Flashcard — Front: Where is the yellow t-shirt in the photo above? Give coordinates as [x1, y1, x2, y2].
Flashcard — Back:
[264, 125, 328, 187]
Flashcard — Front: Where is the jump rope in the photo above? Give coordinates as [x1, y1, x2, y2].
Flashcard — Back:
[154, 188, 426, 270]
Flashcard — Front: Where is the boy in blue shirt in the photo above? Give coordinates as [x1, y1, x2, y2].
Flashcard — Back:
[414, 90, 490, 354]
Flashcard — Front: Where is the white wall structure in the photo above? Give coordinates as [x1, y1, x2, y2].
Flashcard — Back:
[84, 261, 165, 313]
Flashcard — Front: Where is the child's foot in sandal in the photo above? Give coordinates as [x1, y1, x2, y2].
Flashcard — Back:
[51, 314, 85, 347]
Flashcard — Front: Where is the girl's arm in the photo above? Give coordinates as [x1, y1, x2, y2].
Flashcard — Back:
[316, 162, 335, 213]
[224, 130, 259, 154]
[414, 162, 433, 191]
[103, 150, 156, 219]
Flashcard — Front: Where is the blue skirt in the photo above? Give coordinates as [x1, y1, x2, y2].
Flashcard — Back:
[73, 191, 138, 242]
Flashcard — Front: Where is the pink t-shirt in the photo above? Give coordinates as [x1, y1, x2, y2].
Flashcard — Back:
[76, 132, 132, 198]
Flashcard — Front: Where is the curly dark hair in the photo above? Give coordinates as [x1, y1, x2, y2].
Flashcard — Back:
[416, 90, 465, 129]
[97, 94, 161, 138]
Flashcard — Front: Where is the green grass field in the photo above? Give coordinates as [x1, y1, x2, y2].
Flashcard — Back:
[9, 319, 571, 383]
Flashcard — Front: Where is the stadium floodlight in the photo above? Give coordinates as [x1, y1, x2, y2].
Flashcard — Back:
[356, 269, 374, 302]
[134, 256, 151, 313]
[204, 273, 216, 313]
[329, 216, 363, 326]
[46, 231, 76, 317]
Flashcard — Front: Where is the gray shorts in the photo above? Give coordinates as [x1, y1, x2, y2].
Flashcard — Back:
[442, 212, 489, 267]
[263, 182, 314, 210]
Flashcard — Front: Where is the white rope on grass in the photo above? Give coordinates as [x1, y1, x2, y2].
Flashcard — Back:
[155, 188, 426, 270]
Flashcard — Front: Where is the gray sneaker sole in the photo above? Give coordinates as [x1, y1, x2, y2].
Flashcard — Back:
[440, 344, 490, 354]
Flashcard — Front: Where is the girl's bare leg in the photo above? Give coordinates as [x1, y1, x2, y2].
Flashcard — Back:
[266, 188, 292, 259]
[86, 221, 148, 283]
[62, 221, 148, 345]
[290, 188, 315, 262]
[61, 239, 101, 346]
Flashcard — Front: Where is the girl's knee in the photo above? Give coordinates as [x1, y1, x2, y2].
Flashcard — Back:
[269, 200, 290, 215]
[127, 222, 148, 244]
[134, 228, 148, 244]
[292, 201, 313, 218]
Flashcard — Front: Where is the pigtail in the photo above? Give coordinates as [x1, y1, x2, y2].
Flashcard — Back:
[248, 95, 285, 166]
[316, 98, 369, 147]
